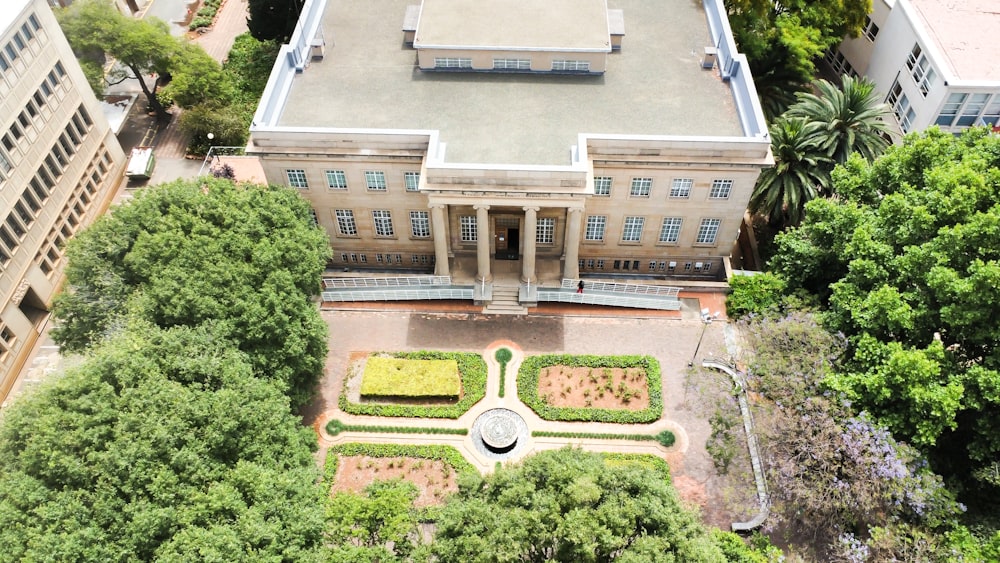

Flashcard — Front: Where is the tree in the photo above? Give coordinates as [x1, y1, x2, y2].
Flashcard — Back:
[786, 76, 893, 165]
[327, 479, 424, 562]
[0, 324, 327, 561]
[57, 0, 230, 121]
[749, 117, 832, 227]
[248, 0, 304, 42]
[726, 272, 788, 319]
[52, 177, 331, 408]
[431, 448, 726, 562]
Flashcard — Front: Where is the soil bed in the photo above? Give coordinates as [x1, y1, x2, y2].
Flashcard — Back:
[539, 365, 649, 410]
[332, 455, 458, 508]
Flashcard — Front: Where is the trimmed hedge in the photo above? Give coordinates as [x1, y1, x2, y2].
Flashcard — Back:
[601, 452, 672, 479]
[325, 419, 468, 437]
[189, 0, 223, 31]
[324, 443, 478, 486]
[360, 357, 460, 400]
[532, 429, 676, 447]
[340, 351, 487, 419]
[495, 347, 512, 398]
[517, 354, 663, 423]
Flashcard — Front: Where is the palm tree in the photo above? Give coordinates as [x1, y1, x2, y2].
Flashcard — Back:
[786, 75, 893, 164]
[750, 117, 833, 228]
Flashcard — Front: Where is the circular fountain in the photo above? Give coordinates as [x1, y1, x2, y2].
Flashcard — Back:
[471, 408, 529, 460]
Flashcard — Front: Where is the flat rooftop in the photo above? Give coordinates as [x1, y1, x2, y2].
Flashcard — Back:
[911, 0, 1000, 82]
[278, 0, 743, 165]
[414, 0, 610, 52]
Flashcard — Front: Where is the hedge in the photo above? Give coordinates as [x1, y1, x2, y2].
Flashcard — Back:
[360, 357, 460, 400]
[340, 351, 487, 419]
[325, 419, 468, 437]
[601, 452, 672, 479]
[532, 429, 675, 447]
[517, 354, 663, 423]
[495, 347, 512, 398]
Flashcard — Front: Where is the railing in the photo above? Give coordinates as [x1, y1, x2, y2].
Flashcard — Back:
[321, 287, 473, 302]
[198, 146, 248, 176]
[560, 279, 681, 298]
[323, 276, 452, 289]
[538, 289, 682, 311]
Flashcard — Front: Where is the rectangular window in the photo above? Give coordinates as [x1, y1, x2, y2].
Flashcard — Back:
[372, 210, 394, 237]
[325, 170, 347, 189]
[658, 217, 682, 243]
[709, 179, 733, 199]
[0, 52, 7, 72]
[21, 23, 34, 41]
[460, 215, 477, 242]
[593, 176, 612, 196]
[887, 80, 915, 132]
[409, 211, 430, 238]
[630, 178, 652, 197]
[29, 14, 40, 31]
[670, 178, 693, 198]
[696, 218, 721, 244]
[863, 16, 879, 41]
[55, 61, 66, 77]
[983, 96, 1000, 128]
[5, 43, 18, 62]
[435, 57, 472, 69]
[0, 151, 11, 174]
[493, 58, 530, 70]
[957, 93, 990, 127]
[364, 170, 387, 191]
[552, 60, 590, 72]
[334, 209, 357, 236]
[286, 169, 308, 188]
[621, 216, 644, 242]
[403, 172, 420, 192]
[536, 217, 555, 244]
[584, 215, 606, 241]
[906, 43, 936, 96]
[13, 33, 25, 51]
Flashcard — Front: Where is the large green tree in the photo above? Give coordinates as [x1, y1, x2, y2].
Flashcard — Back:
[52, 177, 331, 408]
[248, 0, 304, 42]
[431, 448, 726, 562]
[769, 127, 1000, 495]
[0, 324, 326, 561]
[57, 0, 231, 120]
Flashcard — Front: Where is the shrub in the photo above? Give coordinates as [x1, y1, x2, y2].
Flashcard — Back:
[360, 357, 460, 400]
[726, 272, 787, 319]
[532, 429, 676, 448]
[325, 419, 467, 436]
[495, 347, 512, 398]
[340, 351, 487, 419]
[517, 354, 663, 423]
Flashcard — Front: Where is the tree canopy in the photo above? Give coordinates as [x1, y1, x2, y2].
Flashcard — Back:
[769, 127, 1000, 494]
[248, 0, 304, 42]
[431, 447, 727, 562]
[52, 177, 331, 408]
[56, 0, 231, 120]
[0, 324, 327, 561]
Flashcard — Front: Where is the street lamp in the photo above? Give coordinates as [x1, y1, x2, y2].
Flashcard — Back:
[198, 133, 217, 176]
[688, 308, 720, 367]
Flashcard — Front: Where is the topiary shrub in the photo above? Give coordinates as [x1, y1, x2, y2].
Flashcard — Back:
[495, 347, 512, 398]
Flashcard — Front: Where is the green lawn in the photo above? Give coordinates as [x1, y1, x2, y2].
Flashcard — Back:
[361, 357, 461, 399]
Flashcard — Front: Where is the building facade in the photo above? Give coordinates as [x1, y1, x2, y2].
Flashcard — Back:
[0, 0, 126, 400]
[830, 0, 1000, 135]
[248, 0, 771, 287]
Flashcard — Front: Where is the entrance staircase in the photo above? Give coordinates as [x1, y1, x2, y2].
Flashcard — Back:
[482, 283, 527, 315]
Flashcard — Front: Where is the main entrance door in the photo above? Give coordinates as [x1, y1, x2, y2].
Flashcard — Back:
[495, 217, 520, 260]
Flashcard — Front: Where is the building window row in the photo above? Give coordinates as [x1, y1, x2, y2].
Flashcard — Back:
[338, 252, 435, 267]
[493, 58, 530, 70]
[887, 79, 915, 133]
[552, 60, 590, 72]
[593, 176, 732, 199]
[290, 168, 421, 192]
[0, 14, 41, 75]
[935, 92, 1000, 128]
[585, 215, 718, 244]
[578, 257, 714, 274]
[824, 49, 857, 79]
[906, 43, 936, 97]
[434, 57, 472, 69]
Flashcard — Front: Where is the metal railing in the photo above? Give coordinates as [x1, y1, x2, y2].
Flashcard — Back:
[561, 279, 681, 298]
[323, 275, 452, 289]
[321, 287, 473, 302]
[538, 288, 682, 311]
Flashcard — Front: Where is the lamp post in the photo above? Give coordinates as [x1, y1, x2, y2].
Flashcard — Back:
[198, 133, 216, 176]
[688, 308, 719, 367]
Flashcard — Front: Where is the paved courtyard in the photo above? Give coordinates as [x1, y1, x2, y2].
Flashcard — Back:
[308, 308, 754, 528]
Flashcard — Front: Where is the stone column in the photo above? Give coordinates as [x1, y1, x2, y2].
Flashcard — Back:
[429, 204, 450, 276]
[521, 206, 539, 283]
[563, 208, 583, 279]
[475, 204, 492, 282]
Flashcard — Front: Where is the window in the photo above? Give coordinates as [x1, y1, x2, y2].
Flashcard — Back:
[584, 215, 606, 241]
[659, 217, 682, 243]
[21, 23, 34, 41]
[372, 210, 394, 237]
[335, 209, 357, 236]
[460, 215, 477, 242]
[286, 169, 308, 188]
[957, 93, 990, 127]
[622, 216, 644, 242]
[0, 52, 7, 72]
[696, 218, 721, 244]
[5, 43, 18, 62]
[536, 217, 554, 244]
[670, 178, 693, 198]
[365, 170, 387, 191]
[409, 211, 430, 238]
[887, 80, 915, 132]
[403, 172, 420, 192]
[630, 178, 652, 197]
[493, 58, 530, 70]
[824, 49, 856, 78]
[435, 57, 472, 69]
[0, 151, 11, 174]
[863, 16, 879, 41]
[709, 179, 733, 199]
[29, 14, 40, 31]
[552, 60, 590, 71]
[594, 176, 612, 196]
[325, 170, 347, 189]
[906, 43, 936, 96]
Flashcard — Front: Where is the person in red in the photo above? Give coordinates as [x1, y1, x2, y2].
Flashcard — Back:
[577, 280, 584, 293]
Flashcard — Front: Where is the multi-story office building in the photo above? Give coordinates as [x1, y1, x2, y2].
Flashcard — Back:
[0, 0, 125, 400]
[829, 0, 1000, 135]
[249, 0, 771, 289]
